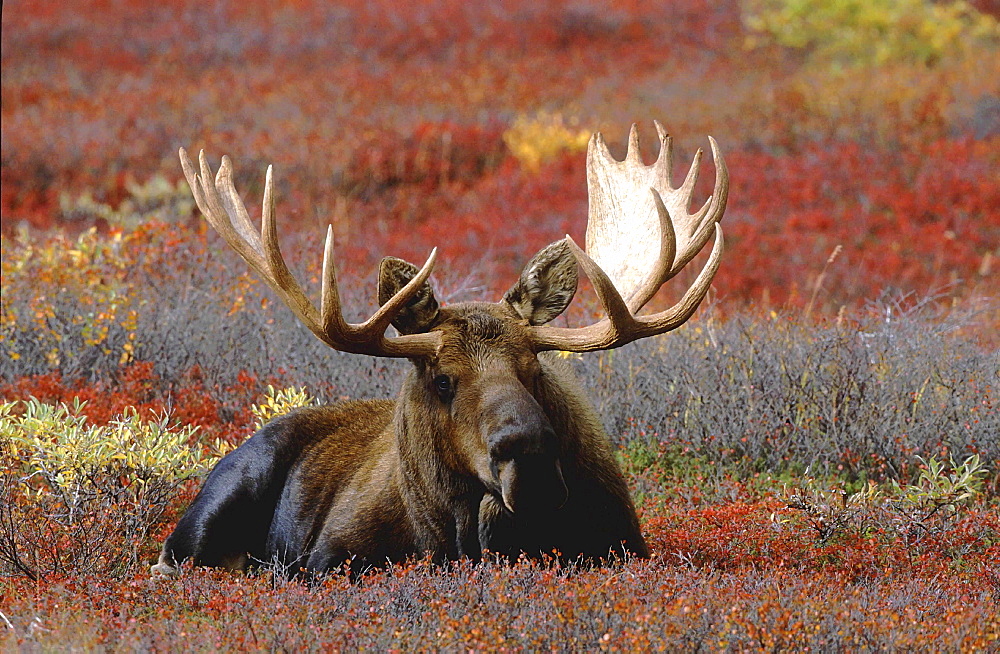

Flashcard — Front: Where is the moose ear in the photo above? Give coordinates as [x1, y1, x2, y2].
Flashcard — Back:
[378, 257, 440, 334]
[503, 240, 578, 325]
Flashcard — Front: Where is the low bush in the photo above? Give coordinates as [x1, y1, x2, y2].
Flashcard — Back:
[0, 386, 325, 581]
[0, 399, 226, 579]
[783, 454, 989, 547]
[249, 384, 316, 430]
[579, 295, 999, 486]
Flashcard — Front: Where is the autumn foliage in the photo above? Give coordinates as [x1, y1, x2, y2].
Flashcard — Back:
[1, 0, 999, 650]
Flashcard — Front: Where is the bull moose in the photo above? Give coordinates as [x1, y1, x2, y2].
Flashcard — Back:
[151, 122, 728, 577]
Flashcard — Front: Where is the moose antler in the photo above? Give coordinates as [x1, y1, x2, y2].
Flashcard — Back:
[179, 148, 441, 358]
[530, 122, 727, 352]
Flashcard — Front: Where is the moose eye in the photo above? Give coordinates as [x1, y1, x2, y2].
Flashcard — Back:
[433, 374, 453, 400]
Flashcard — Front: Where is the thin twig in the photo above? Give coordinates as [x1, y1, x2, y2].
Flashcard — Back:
[805, 244, 843, 320]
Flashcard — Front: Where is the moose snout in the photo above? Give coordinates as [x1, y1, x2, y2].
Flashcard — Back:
[482, 388, 567, 515]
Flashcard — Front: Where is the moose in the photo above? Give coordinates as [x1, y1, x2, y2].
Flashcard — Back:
[151, 122, 728, 577]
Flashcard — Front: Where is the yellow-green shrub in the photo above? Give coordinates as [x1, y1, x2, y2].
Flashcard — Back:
[743, 0, 1000, 67]
[0, 389, 318, 578]
[1, 398, 228, 488]
[0, 399, 230, 578]
[251, 385, 317, 431]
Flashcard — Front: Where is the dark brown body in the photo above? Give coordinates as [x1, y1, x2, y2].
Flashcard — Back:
[153, 298, 648, 577]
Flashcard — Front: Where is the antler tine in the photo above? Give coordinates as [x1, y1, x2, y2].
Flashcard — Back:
[667, 136, 729, 278]
[678, 147, 702, 199]
[652, 120, 673, 183]
[179, 148, 441, 358]
[627, 188, 677, 314]
[216, 156, 263, 256]
[320, 224, 346, 338]
[625, 123, 642, 164]
[256, 162, 326, 338]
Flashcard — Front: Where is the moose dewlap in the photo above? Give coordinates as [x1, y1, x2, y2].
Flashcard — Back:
[151, 122, 728, 577]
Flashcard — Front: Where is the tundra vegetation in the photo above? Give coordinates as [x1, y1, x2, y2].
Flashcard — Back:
[1, 0, 999, 650]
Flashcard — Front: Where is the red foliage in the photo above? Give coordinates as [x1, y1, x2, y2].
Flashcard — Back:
[1, 490, 997, 650]
[719, 137, 999, 308]
[0, 362, 260, 442]
[343, 121, 508, 194]
[646, 496, 1000, 579]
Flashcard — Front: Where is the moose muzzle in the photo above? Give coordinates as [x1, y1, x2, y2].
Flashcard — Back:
[482, 384, 568, 515]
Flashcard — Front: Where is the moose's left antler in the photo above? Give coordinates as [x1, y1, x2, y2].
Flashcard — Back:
[530, 121, 728, 352]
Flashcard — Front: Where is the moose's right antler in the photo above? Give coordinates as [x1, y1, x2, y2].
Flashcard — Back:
[529, 122, 728, 353]
[179, 148, 441, 358]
